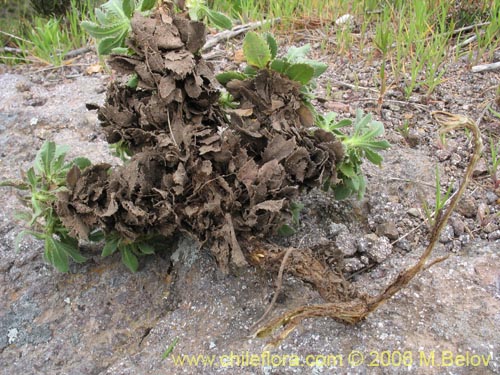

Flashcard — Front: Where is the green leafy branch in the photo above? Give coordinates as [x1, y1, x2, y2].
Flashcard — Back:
[216, 31, 389, 201]
[0, 141, 165, 273]
[0, 141, 91, 272]
[101, 232, 163, 272]
[81, 0, 157, 55]
[216, 32, 327, 90]
[317, 110, 391, 200]
[186, 0, 233, 30]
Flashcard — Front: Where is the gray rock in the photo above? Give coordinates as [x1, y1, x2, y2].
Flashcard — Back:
[407, 208, 421, 218]
[406, 129, 421, 147]
[395, 238, 411, 252]
[450, 153, 462, 166]
[449, 217, 465, 236]
[366, 236, 392, 263]
[436, 149, 450, 161]
[343, 257, 364, 272]
[486, 191, 498, 205]
[439, 225, 455, 243]
[483, 222, 498, 234]
[488, 230, 500, 241]
[472, 158, 488, 177]
[376, 222, 399, 240]
[336, 230, 357, 256]
[358, 233, 393, 263]
[457, 197, 477, 218]
[327, 222, 348, 238]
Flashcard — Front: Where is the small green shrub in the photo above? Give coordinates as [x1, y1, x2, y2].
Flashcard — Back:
[0, 141, 91, 272]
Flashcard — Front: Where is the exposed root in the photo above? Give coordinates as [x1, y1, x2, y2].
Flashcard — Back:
[250, 247, 294, 331]
[254, 111, 483, 346]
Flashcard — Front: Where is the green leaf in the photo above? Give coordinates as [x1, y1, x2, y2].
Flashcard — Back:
[216, 71, 247, 85]
[364, 148, 384, 165]
[137, 242, 155, 255]
[356, 175, 367, 199]
[122, 0, 134, 18]
[88, 230, 105, 242]
[26, 167, 38, 188]
[95, 8, 107, 24]
[111, 47, 131, 55]
[140, 0, 157, 12]
[243, 32, 272, 69]
[81, 21, 127, 40]
[264, 33, 278, 59]
[72, 157, 92, 170]
[0, 179, 29, 190]
[206, 9, 233, 30]
[102, 233, 120, 257]
[290, 201, 304, 226]
[56, 237, 87, 263]
[277, 224, 296, 236]
[333, 182, 353, 200]
[45, 236, 69, 272]
[270, 58, 290, 74]
[121, 245, 139, 272]
[285, 44, 311, 62]
[301, 59, 328, 78]
[244, 65, 257, 76]
[339, 162, 356, 178]
[162, 337, 179, 360]
[285, 63, 315, 85]
[127, 73, 139, 89]
[35, 141, 56, 175]
[102, 0, 128, 20]
[98, 32, 128, 55]
[14, 211, 32, 222]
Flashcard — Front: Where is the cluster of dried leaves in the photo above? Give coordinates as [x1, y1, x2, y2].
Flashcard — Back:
[49, 8, 481, 345]
[56, 11, 345, 273]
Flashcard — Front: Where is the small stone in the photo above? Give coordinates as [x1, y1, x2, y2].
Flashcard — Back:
[343, 257, 364, 272]
[95, 85, 106, 94]
[376, 222, 399, 240]
[483, 222, 498, 234]
[336, 231, 357, 256]
[439, 225, 454, 243]
[406, 129, 421, 147]
[450, 153, 462, 166]
[486, 191, 498, 205]
[436, 149, 450, 161]
[15, 81, 31, 92]
[488, 230, 500, 241]
[457, 197, 477, 218]
[407, 208, 421, 218]
[472, 158, 488, 177]
[395, 238, 411, 252]
[459, 234, 471, 245]
[327, 222, 348, 238]
[8, 328, 18, 344]
[365, 235, 392, 263]
[28, 98, 48, 107]
[335, 14, 354, 27]
[450, 217, 465, 237]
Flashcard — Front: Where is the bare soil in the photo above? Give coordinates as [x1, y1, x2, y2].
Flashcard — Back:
[0, 26, 499, 374]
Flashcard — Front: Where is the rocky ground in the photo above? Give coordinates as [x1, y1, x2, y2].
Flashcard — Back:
[0, 28, 499, 374]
